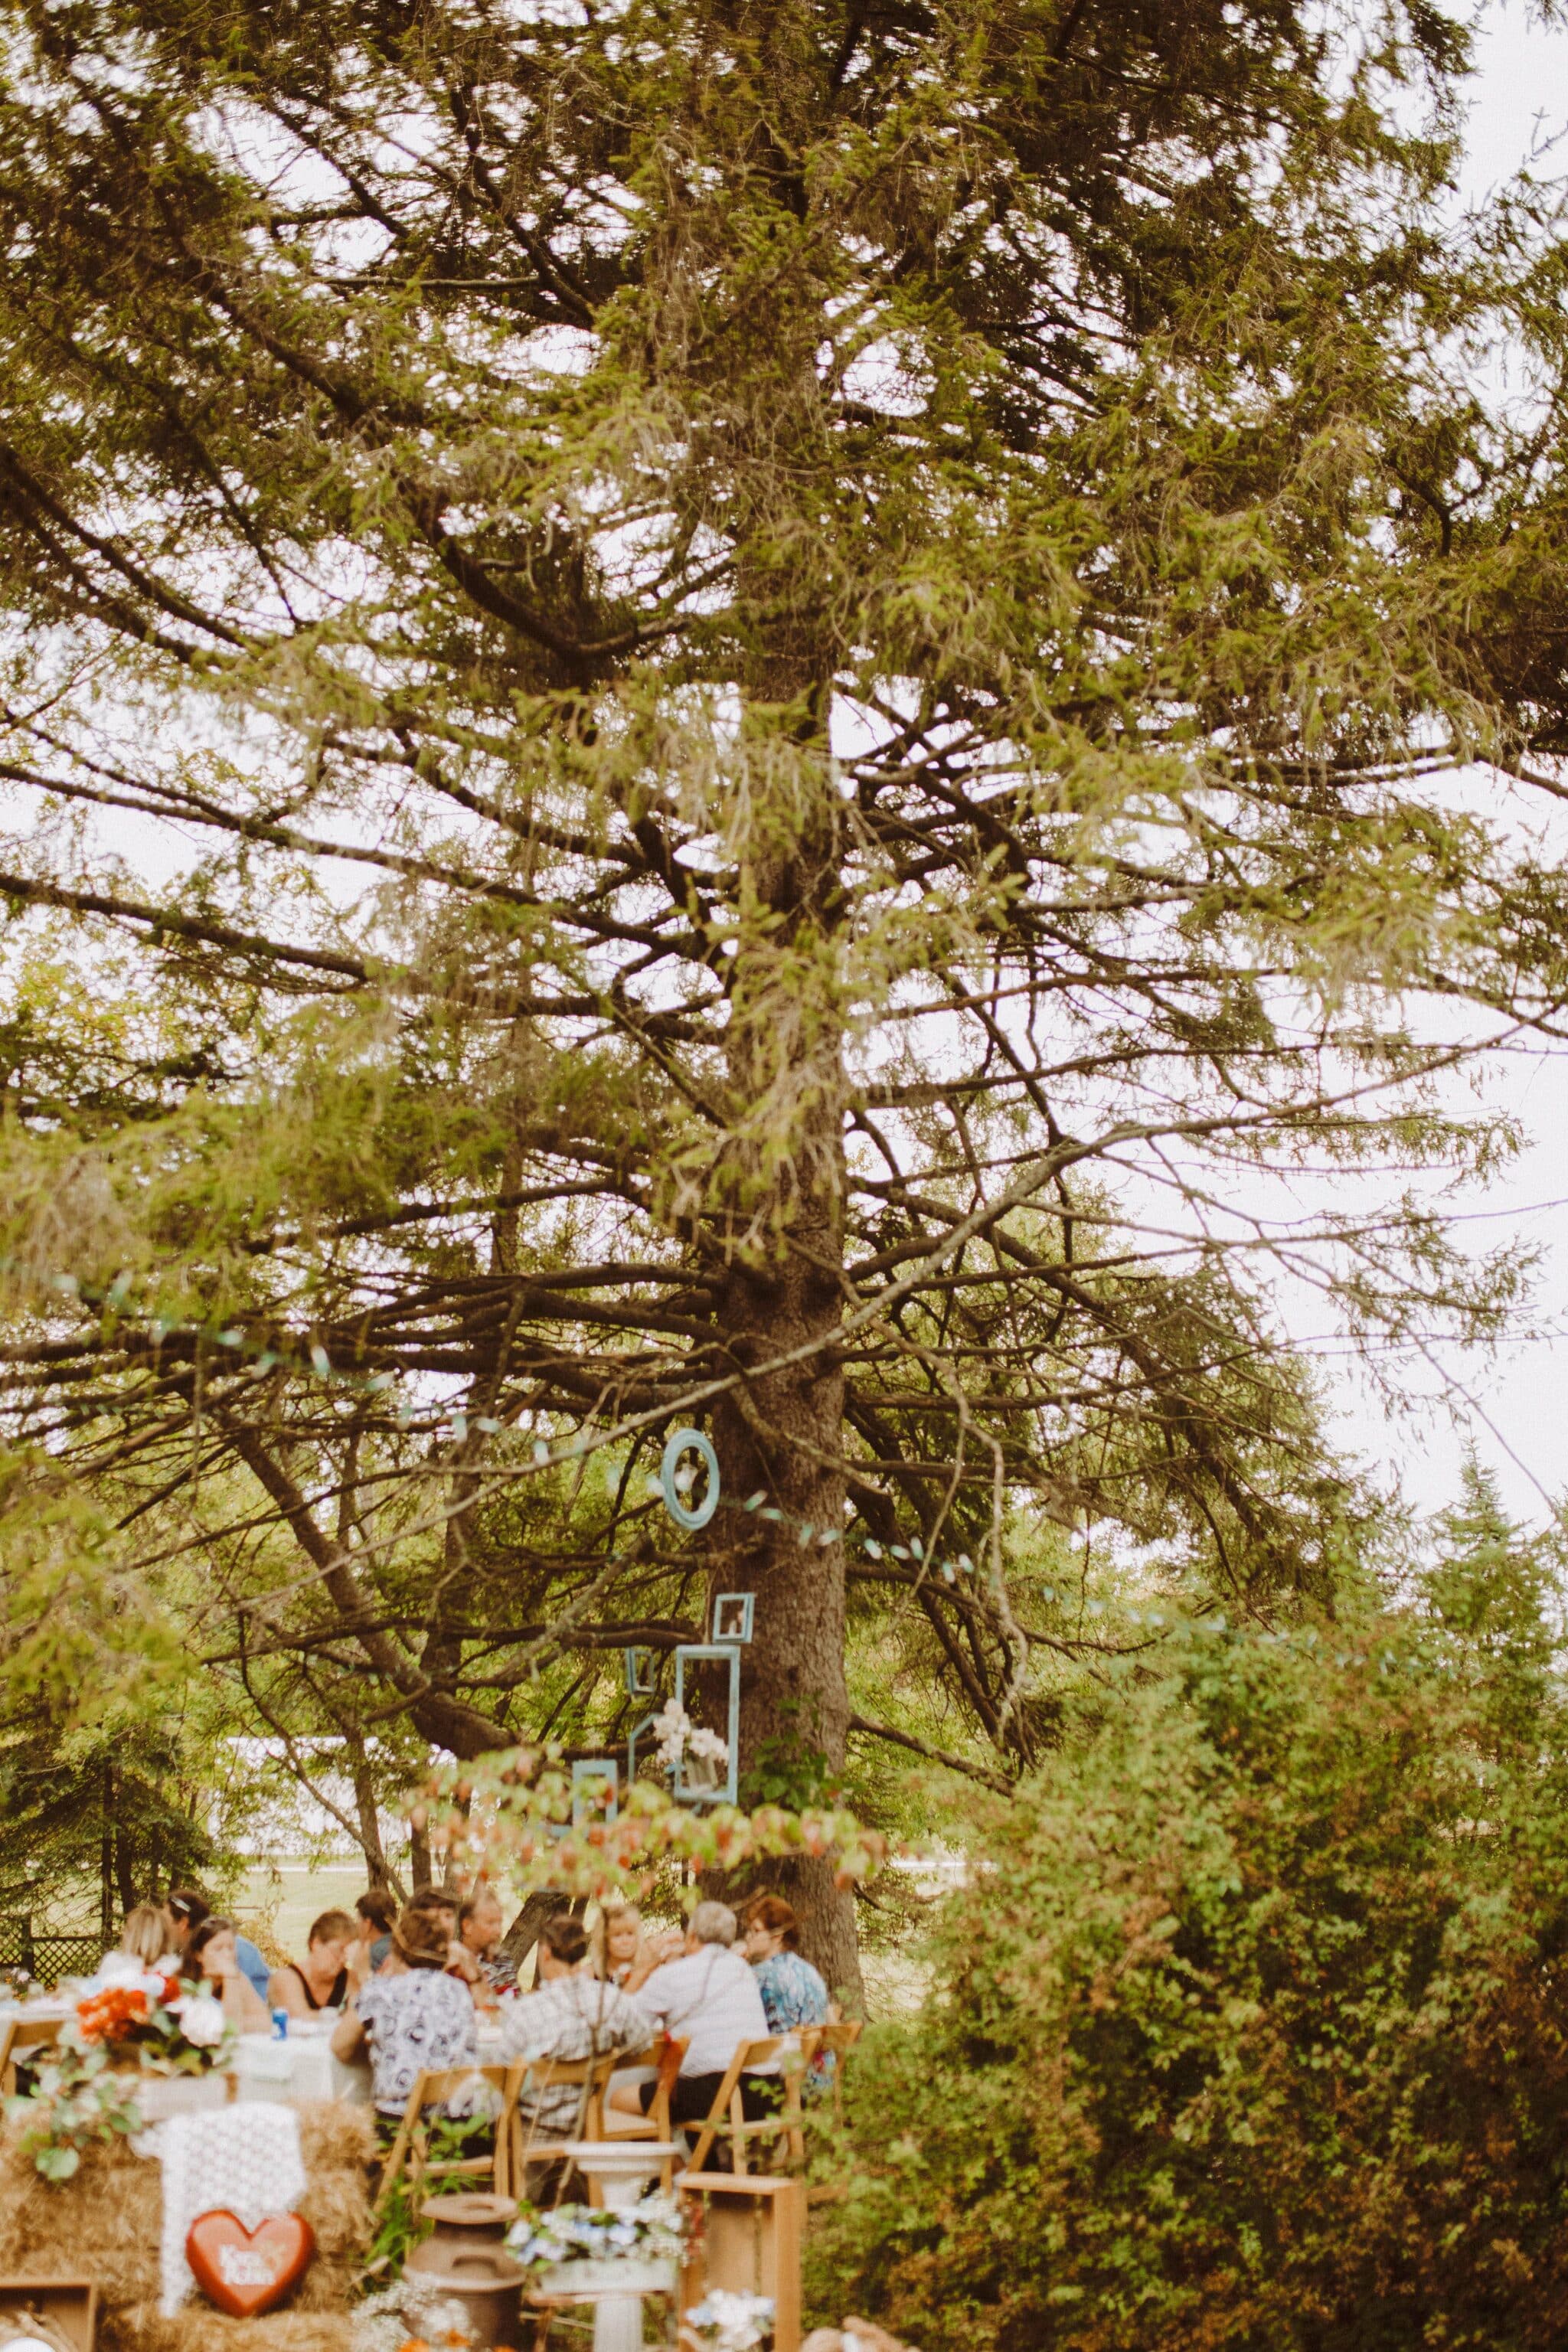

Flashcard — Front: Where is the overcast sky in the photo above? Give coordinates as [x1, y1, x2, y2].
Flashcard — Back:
[1328, 3, 1568, 1530]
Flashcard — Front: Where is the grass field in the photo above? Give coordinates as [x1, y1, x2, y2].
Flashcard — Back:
[232, 1862, 371, 1968]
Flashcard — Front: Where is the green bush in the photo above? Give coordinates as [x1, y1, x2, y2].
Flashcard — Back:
[813, 1485, 1568, 2351]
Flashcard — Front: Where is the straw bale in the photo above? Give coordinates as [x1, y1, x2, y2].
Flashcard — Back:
[0, 2099, 373, 2352]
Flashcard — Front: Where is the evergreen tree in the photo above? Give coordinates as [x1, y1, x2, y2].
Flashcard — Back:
[0, 1, 1565, 1975]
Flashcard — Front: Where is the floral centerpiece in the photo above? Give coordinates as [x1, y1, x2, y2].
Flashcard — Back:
[5, 1955, 234, 2177]
[506, 2195, 684, 2295]
[74, 1951, 233, 2076]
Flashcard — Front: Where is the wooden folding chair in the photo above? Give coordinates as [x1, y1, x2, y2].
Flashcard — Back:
[1, 2015, 60, 2097]
[795, 2019, 864, 2200]
[600, 2034, 688, 2149]
[374, 2061, 514, 2217]
[683, 2036, 785, 2177]
[508, 2048, 620, 2191]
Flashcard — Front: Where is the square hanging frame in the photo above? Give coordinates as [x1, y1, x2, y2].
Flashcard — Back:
[572, 1756, 619, 1829]
[710, 1592, 755, 1645]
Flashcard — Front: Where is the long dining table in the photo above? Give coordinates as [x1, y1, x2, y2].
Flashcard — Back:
[232, 2014, 513, 2105]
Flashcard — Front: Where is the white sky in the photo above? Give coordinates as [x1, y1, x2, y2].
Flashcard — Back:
[1328, 3, 1568, 1528]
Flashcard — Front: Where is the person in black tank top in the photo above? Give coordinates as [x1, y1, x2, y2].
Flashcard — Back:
[267, 1906, 358, 2020]
[281, 1959, 348, 2009]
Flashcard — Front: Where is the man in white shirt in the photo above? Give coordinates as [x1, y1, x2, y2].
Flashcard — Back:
[609, 1899, 773, 2132]
[500, 1914, 652, 2138]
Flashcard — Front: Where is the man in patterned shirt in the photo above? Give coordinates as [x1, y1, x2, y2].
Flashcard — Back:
[499, 1914, 651, 2139]
[452, 1886, 516, 2001]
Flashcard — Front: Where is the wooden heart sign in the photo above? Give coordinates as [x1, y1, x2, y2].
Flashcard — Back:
[186, 2210, 315, 2317]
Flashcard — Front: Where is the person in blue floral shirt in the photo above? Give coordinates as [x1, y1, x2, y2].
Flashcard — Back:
[741, 1895, 834, 2093]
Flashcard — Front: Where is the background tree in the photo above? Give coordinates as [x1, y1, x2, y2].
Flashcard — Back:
[0, 0, 1566, 1981]
[810, 1504, 1568, 2352]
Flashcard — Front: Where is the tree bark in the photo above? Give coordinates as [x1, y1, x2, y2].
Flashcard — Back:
[347, 1733, 403, 1900]
[409, 1812, 433, 1893]
[100, 1760, 115, 1945]
[707, 680, 859, 1998]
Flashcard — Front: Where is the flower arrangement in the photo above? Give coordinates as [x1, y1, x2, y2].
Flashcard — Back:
[351, 2279, 477, 2352]
[505, 2194, 685, 2272]
[72, 1952, 232, 2075]
[5, 1955, 236, 2178]
[652, 1697, 730, 1782]
[681, 2291, 776, 2350]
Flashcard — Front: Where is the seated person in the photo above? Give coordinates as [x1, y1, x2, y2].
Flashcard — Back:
[356, 1886, 399, 1975]
[332, 1904, 479, 2118]
[452, 1886, 516, 1999]
[742, 1895, 830, 2030]
[116, 1902, 178, 1971]
[165, 1887, 271, 2007]
[593, 1903, 648, 1986]
[498, 1914, 650, 2138]
[742, 1893, 833, 2091]
[269, 1908, 356, 2018]
[186, 1915, 272, 2032]
[611, 1899, 773, 2131]
[406, 1884, 460, 1960]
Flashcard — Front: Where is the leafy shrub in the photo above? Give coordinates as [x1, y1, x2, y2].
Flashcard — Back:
[813, 1485, 1568, 2351]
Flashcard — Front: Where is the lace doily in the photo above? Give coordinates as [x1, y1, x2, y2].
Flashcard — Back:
[157, 2102, 308, 2315]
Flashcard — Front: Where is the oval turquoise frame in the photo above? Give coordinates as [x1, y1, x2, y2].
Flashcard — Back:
[660, 1426, 720, 1530]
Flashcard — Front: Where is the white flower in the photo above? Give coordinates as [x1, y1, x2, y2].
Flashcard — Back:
[95, 1952, 145, 1989]
[652, 1696, 693, 1768]
[652, 1698, 727, 1772]
[684, 2288, 775, 2349]
[174, 1993, 227, 2047]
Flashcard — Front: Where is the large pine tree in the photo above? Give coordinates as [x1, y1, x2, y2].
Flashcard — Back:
[0, 0, 1565, 1981]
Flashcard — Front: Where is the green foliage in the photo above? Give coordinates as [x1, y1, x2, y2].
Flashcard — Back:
[812, 1504, 1568, 2351]
[4, 2040, 145, 2183]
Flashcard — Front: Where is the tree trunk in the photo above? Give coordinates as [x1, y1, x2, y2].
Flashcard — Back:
[707, 677, 859, 1999]
[710, 1228, 858, 1999]
[100, 1761, 115, 1944]
[409, 1811, 433, 1893]
[113, 1817, 136, 1919]
[499, 1888, 586, 1977]
[347, 1733, 403, 1900]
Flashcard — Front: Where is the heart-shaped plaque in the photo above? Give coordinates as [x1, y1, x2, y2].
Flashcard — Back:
[186, 2209, 315, 2317]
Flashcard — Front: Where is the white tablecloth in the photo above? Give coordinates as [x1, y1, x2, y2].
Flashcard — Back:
[234, 2018, 510, 2105]
[234, 2028, 370, 2105]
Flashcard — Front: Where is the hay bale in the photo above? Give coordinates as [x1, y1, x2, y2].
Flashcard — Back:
[0, 2099, 373, 2352]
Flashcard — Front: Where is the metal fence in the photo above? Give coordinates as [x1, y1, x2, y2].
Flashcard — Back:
[0, 1919, 100, 1988]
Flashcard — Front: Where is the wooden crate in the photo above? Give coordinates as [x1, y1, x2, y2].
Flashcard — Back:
[0, 2278, 100, 2350]
[676, 2174, 803, 2352]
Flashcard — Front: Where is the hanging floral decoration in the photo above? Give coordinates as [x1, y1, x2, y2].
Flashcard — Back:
[416, 1744, 890, 1908]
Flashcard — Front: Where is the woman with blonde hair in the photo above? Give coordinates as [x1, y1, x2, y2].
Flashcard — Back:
[117, 1903, 177, 1970]
[591, 1903, 647, 1987]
